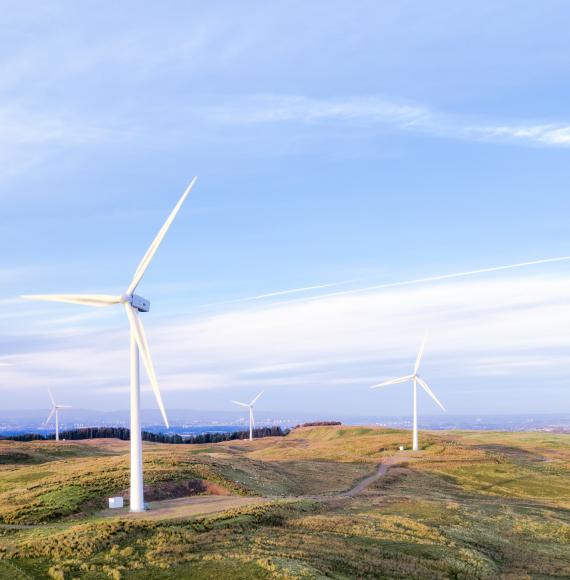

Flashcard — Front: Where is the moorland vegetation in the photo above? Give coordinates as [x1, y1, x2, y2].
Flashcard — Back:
[0, 426, 568, 578]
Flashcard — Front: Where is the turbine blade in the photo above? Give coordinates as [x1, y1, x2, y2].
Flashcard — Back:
[250, 390, 264, 406]
[45, 407, 55, 424]
[232, 400, 250, 408]
[126, 177, 197, 295]
[47, 387, 55, 406]
[414, 334, 427, 374]
[370, 375, 413, 389]
[22, 294, 121, 308]
[417, 377, 446, 412]
[124, 305, 170, 428]
[58, 405, 72, 409]
[250, 407, 255, 429]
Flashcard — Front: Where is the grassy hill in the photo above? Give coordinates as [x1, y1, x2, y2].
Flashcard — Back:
[0, 426, 569, 578]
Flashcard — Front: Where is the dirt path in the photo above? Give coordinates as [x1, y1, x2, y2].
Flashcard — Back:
[0, 454, 407, 528]
[344, 453, 405, 497]
[0, 524, 37, 530]
[96, 452, 407, 521]
[99, 494, 268, 521]
[2, 457, 395, 528]
[0, 452, 412, 530]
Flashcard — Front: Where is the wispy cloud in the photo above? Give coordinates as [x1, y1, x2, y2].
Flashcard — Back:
[0, 106, 125, 147]
[0, 105, 136, 182]
[204, 95, 431, 127]
[6, 274, 570, 414]
[201, 94, 570, 148]
[461, 124, 570, 147]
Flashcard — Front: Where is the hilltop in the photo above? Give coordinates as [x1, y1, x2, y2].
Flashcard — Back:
[0, 426, 569, 578]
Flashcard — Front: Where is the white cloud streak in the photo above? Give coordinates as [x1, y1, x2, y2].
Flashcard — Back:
[5, 274, 570, 414]
[466, 124, 570, 146]
[202, 94, 570, 148]
[205, 95, 431, 127]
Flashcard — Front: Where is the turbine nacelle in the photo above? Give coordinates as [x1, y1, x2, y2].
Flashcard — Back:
[119, 294, 150, 312]
[129, 295, 150, 312]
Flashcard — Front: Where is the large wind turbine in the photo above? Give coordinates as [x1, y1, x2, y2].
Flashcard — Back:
[370, 336, 445, 451]
[23, 177, 197, 512]
[232, 391, 264, 441]
[45, 388, 72, 442]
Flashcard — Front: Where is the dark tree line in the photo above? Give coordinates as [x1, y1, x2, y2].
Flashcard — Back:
[296, 421, 342, 427]
[2, 426, 288, 444]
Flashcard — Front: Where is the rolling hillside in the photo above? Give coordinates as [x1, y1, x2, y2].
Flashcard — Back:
[0, 426, 569, 578]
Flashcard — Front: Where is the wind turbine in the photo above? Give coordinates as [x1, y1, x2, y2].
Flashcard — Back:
[23, 177, 197, 512]
[45, 388, 72, 441]
[370, 336, 445, 451]
[232, 391, 264, 441]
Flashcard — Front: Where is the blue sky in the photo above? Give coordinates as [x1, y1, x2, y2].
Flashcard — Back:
[1, 1, 570, 417]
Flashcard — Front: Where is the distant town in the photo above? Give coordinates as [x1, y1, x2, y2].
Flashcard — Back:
[1, 409, 568, 437]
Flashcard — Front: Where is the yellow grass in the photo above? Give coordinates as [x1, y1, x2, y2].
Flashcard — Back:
[0, 426, 569, 578]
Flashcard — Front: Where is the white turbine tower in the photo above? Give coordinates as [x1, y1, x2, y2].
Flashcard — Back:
[45, 388, 72, 442]
[370, 336, 445, 451]
[23, 177, 197, 512]
[232, 391, 264, 441]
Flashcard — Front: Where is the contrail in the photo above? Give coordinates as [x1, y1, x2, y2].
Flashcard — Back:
[197, 280, 354, 309]
[300, 255, 570, 302]
[235, 280, 354, 302]
[199, 255, 570, 310]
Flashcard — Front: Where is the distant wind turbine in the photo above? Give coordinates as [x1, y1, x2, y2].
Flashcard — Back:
[23, 177, 197, 512]
[45, 388, 71, 442]
[232, 391, 264, 441]
[370, 336, 445, 451]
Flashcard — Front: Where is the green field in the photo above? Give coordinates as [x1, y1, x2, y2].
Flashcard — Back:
[0, 426, 569, 578]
